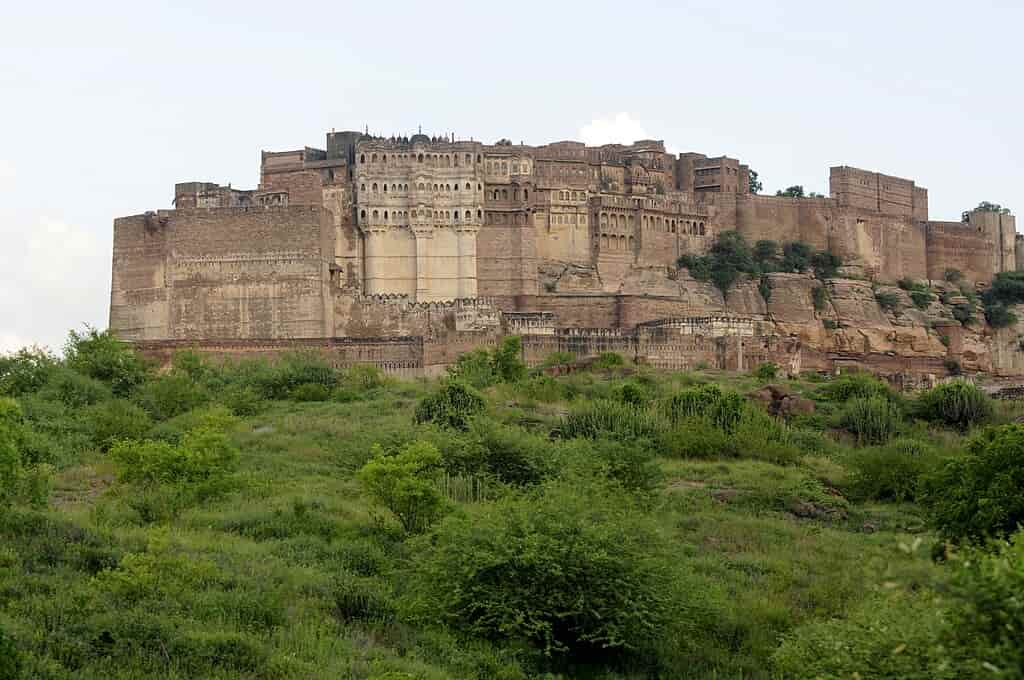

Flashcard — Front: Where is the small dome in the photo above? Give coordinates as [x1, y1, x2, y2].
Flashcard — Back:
[410, 133, 430, 145]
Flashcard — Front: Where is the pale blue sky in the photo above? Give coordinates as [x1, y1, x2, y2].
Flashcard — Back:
[1, 0, 1020, 351]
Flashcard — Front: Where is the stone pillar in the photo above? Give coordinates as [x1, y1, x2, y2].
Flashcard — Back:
[362, 228, 379, 294]
[456, 225, 479, 298]
[413, 227, 432, 302]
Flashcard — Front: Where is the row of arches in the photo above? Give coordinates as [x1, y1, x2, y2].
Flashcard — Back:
[600, 234, 634, 252]
[359, 152, 483, 166]
[599, 212, 706, 236]
[359, 208, 483, 223]
[489, 188, 528, 201]
[361, 182, 484, 194]
[486, 160, 530, 175]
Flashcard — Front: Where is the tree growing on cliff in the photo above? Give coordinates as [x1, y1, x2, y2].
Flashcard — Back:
[975, 201, 1011, 214]
[776, 186, 805, 198]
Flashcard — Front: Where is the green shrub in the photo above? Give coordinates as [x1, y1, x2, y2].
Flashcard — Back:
[346, 363, 386, 390]
[358, 440, 448, 534]
[333, 571, 395, 624]
[847, 438, 941, 502]
[132, 373, 210, 420]
[250, 351, 338, 399]
[561, 437, 664, 497]
[944, 268, 963, 283]
[897, 277, 915, 291]
[0, 347, 58, 397]
[909, 289, 934, 310]
[754, 362, 778, 381]
[984, 302, 1018, 328]
[38, 367, 111, 408]
[63, 326, 148, 396]
[109, 422, 239, 487]
[943, 358, 962, 376]
[289, 382, 331, 402]
[447, 348, 496, 388]
[811, 285, 828, 311]
[772, 591, 952, 679]
[492, 336, 527, 383]
[560, 399, 663, 442]
[414, 381, 486, 431]
[914, 379, 992, 431]
[875, 291, 900, 312]
[840, 396, 901, 444]
[758, 276, 772, 301]
[81, 399, 152, 451]
[616, 380, 653, 407]
[539, 351, 575, 368]
[822, 319, 838, 330]
[944, 532, 1024, 674]
[519, 375, 568, 403]
[952, 303, 975, 325]
[220, 384, 265, 415]
[404, 481, 676, 660]
[592, 351, 626, 370]
[0, 625, 22, 680]
[923, 424, 1024, 542]
[820, 372, 893, 403]
[664, 384, 747, 433]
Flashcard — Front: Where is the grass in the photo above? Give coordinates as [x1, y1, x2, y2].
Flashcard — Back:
[0, 357, 998, 679]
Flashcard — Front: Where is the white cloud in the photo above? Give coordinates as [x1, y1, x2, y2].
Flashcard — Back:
[580, 113, 651, 146]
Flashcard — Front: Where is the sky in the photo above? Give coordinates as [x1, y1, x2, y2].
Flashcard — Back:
[1, 0, 1020, 353]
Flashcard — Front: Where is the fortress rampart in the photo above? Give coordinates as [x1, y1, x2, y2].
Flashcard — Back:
[112, 128, 1020, 381]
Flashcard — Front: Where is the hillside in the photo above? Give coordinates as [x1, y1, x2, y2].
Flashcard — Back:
[1, 332, 1023, 679]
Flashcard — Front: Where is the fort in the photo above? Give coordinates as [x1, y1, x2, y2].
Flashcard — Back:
[111, 128, 1021, 381]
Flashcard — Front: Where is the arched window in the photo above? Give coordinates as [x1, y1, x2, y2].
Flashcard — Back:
[446, 184, 451, 191]
[454, 211, 460, 220]
[620, 235, 626, 250]
[384, 210, 389, 220]
[359, 154, 365, 164]
[601, 213, 608, 228]
[372, 210, 378, 219]
[465, 182, 471, 190]
[372, 183, 378, 192]
[699, 222, 705, 235]
[477, 184, 482, 191]
[383, 184, 387, 192]
[418, 154, 424, 163]
[371, 153, 377, 163]
[465, 154, 471, 164]
[477, 154, 482, 163]
[360, 209, 366, 220]
[502, 189, 508, 200]
[360, 183, 366, 192]
[628, 235, 634, 249]
[524, 189, 528, 200]
[445, 155, 451, 167]
[601, 234, 609, 249]
[477, 209, 482, 218]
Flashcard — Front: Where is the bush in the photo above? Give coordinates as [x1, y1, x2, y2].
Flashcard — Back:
[132, 373, 209, 420]
[81, 399, 152, 451]
[404, 481, 676, 660]
[820, 372, 894, 403]
[539, 351, 575, 368]
[289, 382, 331, 402]
[414, 381, 486, 431]
[811, 285, 828, 311]
[447, 337, 526, 388]
[754, 362, 778, 381]
[561, 437, 664, 497]
[333, 571, 395, 624]
[109, 422, 239, 487]
[0, 625, 21, 680]
[250, 351, 337, 399]
[923, 424, 1024, 542]
[358, 440, 448, 534]
[847, 438, 941, 502]
[984, 302, 1018, 328]
[943, 358, 962, 376]
[840, 396, 901, 444]
[914, 379, 992, 431]
[772, 591, 952, 679]
[63, 326, 148, 396]
[822, 319, 838, 330]
[944, 268, 963, 283]
[38, 367, 111, 408]
[560, 400, 663, 442]
[952, 303, 975, 325]
[909, 289, 934, 310]
[0, 398, 49, 508]
[0, 347, 58, 396]
[663, 384, 746, 433]
[220, 384, 265, 415]
[875, 291, 899, 312]
[346, 363, 386, 391]
[592, 352, 625, 370]
[944, 532, 1024, 674]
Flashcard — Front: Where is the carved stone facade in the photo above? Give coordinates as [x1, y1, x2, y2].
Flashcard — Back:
[111, 127, 1021, 381]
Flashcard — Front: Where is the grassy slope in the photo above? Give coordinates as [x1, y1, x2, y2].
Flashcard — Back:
[3, 372, 949, 679]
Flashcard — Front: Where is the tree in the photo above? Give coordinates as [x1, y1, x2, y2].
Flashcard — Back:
[63, 326, 148, 397]
[748, 169, 763, 194]
[776, 185, 805, 198]
[976, 201, 1011, 215]
[358, 440, 448, 534]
